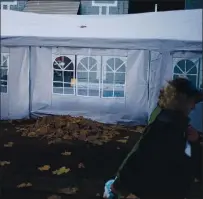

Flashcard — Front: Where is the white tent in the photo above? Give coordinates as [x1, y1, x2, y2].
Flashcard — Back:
[1, 9, 202, 50]
[1, 10, 202, 130]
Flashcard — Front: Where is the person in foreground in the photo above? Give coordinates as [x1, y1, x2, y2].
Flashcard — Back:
[149, 87, 203, 183]
[103, 78, 203, 199]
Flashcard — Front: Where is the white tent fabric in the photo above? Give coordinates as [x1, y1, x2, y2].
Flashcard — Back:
[0, 10, 202, 131]
[148, 51, 203, 132]
[30, 47, 149, 125]
[1, 47, 29, 120]
[1, 9, 202, 50]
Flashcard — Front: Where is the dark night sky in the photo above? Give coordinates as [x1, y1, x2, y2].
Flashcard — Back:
[128, 0, 185, 13]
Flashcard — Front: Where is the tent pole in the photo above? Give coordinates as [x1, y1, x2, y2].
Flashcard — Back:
[28, 46, 32, 118]
[99, 7, 102, 15]
[155, 4, 158, 12]
[147, 51, 151, 122]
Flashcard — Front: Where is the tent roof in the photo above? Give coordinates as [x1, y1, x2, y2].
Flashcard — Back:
[1, 9, 202, 50]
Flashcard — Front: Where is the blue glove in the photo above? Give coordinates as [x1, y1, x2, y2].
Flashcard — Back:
[103, 179, 120, 199]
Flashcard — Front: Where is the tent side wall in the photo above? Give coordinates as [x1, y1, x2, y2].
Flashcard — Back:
[1, 45, 202, 131]
[29, 46, 203, 130]
[149, 50, 203, 131]
[30, 47, 150, 124]
[1, 46, 29, 119]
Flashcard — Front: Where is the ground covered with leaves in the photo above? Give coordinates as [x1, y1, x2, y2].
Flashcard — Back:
[16, 116, 143, 145]
[0, 116, 202, 199]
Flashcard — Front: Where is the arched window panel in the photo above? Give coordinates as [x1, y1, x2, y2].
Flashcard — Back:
[173, 58, 200, 87]
[0, 53, 9, 93]
[77, 57, 98, 71]
[102, 56, 127, 98]
[52, 54, 75, 95]
[174, 59, 197, 74]
[76, 56, 101, 97]
[106, 57, 126, 72]
[53, 55, 74, 71]
[106, 58, 114, 71]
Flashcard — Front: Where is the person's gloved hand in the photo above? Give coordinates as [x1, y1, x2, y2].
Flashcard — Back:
[103, 179, 120, 199]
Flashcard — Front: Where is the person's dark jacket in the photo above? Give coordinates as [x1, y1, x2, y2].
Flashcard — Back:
[113, 109, 193, 199]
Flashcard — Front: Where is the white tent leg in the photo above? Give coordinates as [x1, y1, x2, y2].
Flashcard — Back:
[28, 46, 32, 118]
[155, 4, 158, 12]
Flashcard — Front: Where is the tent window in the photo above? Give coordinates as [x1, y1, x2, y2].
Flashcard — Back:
[76, 56, 100, 97]
[173, 58, 200, 88]
[0, 53, 9, 93]
[102, 57, 126, 98]
[52, 53, 126, 98]
[53, 55, 75, 95]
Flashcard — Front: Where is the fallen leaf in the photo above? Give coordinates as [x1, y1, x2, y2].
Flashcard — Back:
[26, 183, 32, 187]
[48, 140, 54, 145]
[27, 132, 37, 137]
[78, 163, 85, 168]
[17, 182, 32, 188]
[126, 193, 138, 198]
[47, 195, 61, 199]
[17, 183, 27, 188]
[58, 187, 78, 195]
[135, 126, 145, 133]
[0, 161, 11, 166]
[37, 126, 48, 135]
[61, 151, 71, 156]
[38, 165, 51, 171]
[124, 136, 129, 139]
[80, 130, 88, 135]
[116, 139, 127, 144]
[88, 140, 103, 145]
[4, 142, 14, 147]
[52, 167, 70, 175]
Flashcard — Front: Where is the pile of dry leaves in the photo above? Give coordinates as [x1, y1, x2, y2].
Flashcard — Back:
[15, 116, 144, 145]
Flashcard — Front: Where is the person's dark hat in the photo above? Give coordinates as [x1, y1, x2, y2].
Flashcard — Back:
[169, 77, 203, 103]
